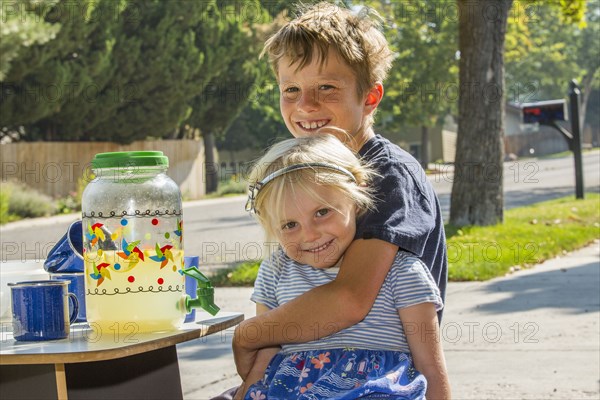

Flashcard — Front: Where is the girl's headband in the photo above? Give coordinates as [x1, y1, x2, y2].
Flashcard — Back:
[245, 162, 357, 213]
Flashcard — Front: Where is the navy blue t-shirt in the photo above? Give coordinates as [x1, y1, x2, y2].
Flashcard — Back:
[356, 134, 448, 316]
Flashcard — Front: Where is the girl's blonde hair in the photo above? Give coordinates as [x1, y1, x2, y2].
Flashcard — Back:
[247, 134, 378, 247]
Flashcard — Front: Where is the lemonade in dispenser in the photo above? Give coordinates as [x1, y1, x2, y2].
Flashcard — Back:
[82, 151, 218, 334]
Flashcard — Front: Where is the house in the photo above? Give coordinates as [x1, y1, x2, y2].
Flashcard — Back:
[376, 115, 458, 165]
[505, 103, 570, 157]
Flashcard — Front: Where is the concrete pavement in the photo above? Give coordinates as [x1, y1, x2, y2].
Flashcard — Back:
[177, 241, 600, 399]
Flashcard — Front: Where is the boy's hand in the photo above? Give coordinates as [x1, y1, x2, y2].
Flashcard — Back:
[232, 383, 247, 400]
[233, 303, 280, 381]
[233, 325, 258, 380]
[233, 345, 278, 399]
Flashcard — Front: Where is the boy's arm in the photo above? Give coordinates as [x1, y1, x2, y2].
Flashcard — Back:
[235, 346, 280, 399]
[234, 304, 280, 399]
[400, 303, 451, 399]
[233, 238, 398, 379]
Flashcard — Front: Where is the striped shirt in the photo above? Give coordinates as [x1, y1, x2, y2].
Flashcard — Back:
[251, 249, 444, 354]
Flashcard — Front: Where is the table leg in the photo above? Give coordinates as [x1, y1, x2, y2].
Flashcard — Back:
[55, 363, 68, 400]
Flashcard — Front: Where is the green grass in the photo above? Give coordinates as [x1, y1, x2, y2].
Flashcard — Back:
[211, 261, 261, 287]
[214, 194, 600, 285]
[447, 194, 600, 281]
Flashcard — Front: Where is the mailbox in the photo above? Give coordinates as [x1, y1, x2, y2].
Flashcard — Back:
[521, 99, 567, 124]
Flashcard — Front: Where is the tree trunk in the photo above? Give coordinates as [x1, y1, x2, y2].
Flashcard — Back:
[203, 132, 218, 194]
[420, 125, 429, 170]
[450, 0, 512, 227]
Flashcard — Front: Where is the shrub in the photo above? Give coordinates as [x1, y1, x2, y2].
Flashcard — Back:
[56, 193, 80, 214]
[3, 180, 57, 219]
[217, 175, 247, 196]
[0, 184, 10, 224]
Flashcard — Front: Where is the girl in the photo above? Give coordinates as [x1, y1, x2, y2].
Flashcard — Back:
[239, 134, 450, 399]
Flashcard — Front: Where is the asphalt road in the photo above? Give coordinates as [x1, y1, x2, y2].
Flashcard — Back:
[2, 151, 599, 266]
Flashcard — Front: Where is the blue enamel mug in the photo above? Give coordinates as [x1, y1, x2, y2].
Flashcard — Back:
[50, 273, 86, 322]
[44, 220, 84, 273]
[9, 280, 79, 341]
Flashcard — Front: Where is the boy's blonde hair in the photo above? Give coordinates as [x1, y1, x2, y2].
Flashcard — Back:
[247, 134, 377, 246]
[262, 1, 394, 99]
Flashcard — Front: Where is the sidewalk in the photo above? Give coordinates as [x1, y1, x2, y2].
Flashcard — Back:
[178, 242, 600, 399]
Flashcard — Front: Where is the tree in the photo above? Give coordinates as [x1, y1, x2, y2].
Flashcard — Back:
[0, 0, 275, 146]
[505, 3, 577, 102]
[0, 0, 119, 138]
[449, 0, 512, 227]
[219, 76, 286, 155]
[449, 0, 587, 227]
[0, 0, 60, 81]
[49, 0, 212, 143]
[575, 4, 600, 131]
[504, 1, 596, 101]
[372, 0, 458, 168]
[183, 0, 268, 193]
[212, 3, 303, 161]
[505, 1, 598, 133]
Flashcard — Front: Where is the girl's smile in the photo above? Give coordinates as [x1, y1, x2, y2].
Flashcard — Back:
[275, 183, 356, 269]
[303, 238, 334, 253]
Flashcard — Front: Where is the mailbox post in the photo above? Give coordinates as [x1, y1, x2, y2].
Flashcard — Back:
[520, 80, 584, 199]
[568, 81, 584, 199]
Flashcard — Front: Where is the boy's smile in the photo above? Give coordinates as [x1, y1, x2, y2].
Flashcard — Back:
[277, 49, 378, 152]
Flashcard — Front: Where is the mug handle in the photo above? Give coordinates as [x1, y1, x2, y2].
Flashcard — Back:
[67, 293, 79, 324]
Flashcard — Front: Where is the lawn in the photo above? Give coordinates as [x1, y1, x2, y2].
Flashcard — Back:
[447, 193, 599, 280]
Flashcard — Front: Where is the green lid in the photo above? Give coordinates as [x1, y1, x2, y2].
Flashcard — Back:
[91, 151, 169, 169]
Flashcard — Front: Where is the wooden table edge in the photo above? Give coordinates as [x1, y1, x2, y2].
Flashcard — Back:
[0, 313, 243, 365]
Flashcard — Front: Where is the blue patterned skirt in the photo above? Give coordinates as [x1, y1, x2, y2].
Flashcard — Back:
[244, 348, 426, 399]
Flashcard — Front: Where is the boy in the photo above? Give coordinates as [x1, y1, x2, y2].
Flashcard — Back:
[230, 2, 448, 396]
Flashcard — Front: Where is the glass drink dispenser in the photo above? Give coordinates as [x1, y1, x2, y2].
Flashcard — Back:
[82, 151, 216, 334]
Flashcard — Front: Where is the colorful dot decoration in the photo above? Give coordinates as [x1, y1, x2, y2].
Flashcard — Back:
[172, 265, 177, 272]
[151, 218, 159, 225]
[144, 233, 152, 240]
[157, 278, 164, 285]
[114, 263, 121, 270]
[128, 276, 135, 283]
[120, 219, 128, 226]
[164, 232, 170, 239]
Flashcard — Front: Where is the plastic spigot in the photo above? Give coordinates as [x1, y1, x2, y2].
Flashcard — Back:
[182, 267, 220, 316]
